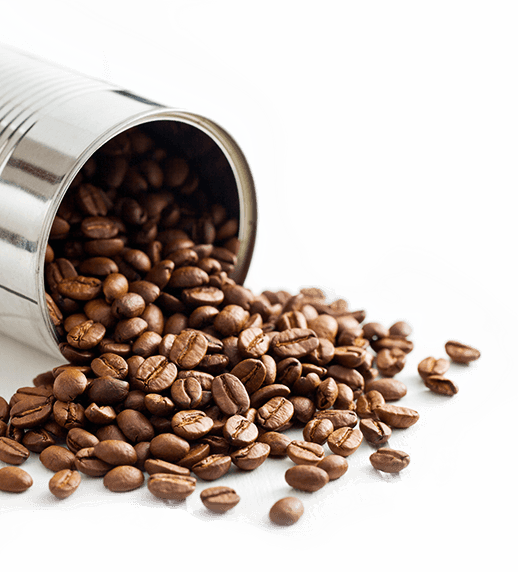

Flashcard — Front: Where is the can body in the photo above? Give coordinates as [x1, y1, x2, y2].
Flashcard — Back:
[0, 44, 257, 359]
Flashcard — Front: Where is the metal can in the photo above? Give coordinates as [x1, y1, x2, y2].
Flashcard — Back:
[0, 44, 257, 359]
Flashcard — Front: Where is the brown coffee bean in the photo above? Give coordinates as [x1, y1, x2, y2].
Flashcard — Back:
[182, 286, 224, 307]
[370, 448, 410, 473]
[147, 473, 197, 500]
[53, 368, 88, 402]
[327, 365, 364, 393]
[149, 433, 190, 463]
[374, 404, 419, 428]
[144, 459, 191, 477]
[177, 443, 211, 469]
[302, 418, 334, 445]
[316, 455, 348, 480]
[9, 395, 53, 429]
[0, 437, 30, 465]
[364, 378, 407, 401]
[256, 396, 294, 431]
[257, 431, 291, 457]
[144, 394, 175, 417]
[169, 330, 208, 369]
[238, 327, 270, 358]
[356, 390, 385, 419]
[334, 383, 355, 410]
[112, 293, 146, 319]
[388, 321, 413, 337]
[313, 409, 358, 430]
[333, 346, 367, 368]
[371, 336, 414, 354]
[116, 409, 155, 443]
[424, 375, 459, 396]
[88, 377, 129, 404]
[315, 377, 338, 409]
[250, 384, 291, 409]
[211, 373, 250, 416]
[53, 400, 86, 430]
[40, 445, 76, 472]
[169, 377, 203, 410]
[103, 273, 129, 302]
[445, 340, 481, 364]
[269, 497, 304, 526]
[103, 465, 144, 492]
[67, 320, 106, 349]
[286, 440, 325, 465]
[0, 466, 33, 493]
[57, 276, 102, 301]
[230, 442, 270, 471]
[192, 454, 231, 481]
[171, 410, 214, 440]
[49, 469, 81, 499]
[66, 428, 99, 454]
[270, 328, 319, 359]
[222, 415, 258, 447]
[113, 317, 148, 342]
[134, 355, 177, 393]
[200, 486, 240, 513]
[93, 440, 137, 466]
[230, 358, 266, 394]
[362, 322, 390, 341]
[376, 348, 407, 377]
[276, 357, 302, 387]
[285, 465, 329, 492]
[91, 353, 129, 379]
[74, 447, 112, 477]
[359, 418, 392, 445]
[417, 356, 450, 380]
[327, 427, 363, 457]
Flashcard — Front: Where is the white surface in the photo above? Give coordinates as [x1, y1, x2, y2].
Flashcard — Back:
[0, 1, 514, 569]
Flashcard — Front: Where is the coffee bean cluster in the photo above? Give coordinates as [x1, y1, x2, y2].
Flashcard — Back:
[0, 127, 481, 524]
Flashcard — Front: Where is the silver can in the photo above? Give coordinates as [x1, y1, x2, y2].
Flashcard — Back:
[0, 44, 257, 359]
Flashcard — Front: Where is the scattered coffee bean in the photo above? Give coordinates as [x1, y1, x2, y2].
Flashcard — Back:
[286, 440, 325, 466]
[285, 465, 329, 492]
[316, 455, 349, 480]
[374, 404, 420, 429]
[417, 357, 450, 380]
[269, 497, 304, 526]
[0, 466, 33, 493]
[200, 486, 240, 513]
[424, 375, 459, 396]
[0, 437, 30, 465]
[49, 469, 81, 499]
[148, 473, 197, 501]
[370, 448, 410, 473]
[445, 341, 481, 364]
[103, 465, 145, 492]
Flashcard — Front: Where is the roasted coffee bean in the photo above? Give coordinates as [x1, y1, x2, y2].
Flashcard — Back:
[93, 440, 137, 466]
[66, 428, 99, 454]
[213, 305, 248, 337]
[57, 276, 102, 301]
[362, 322, 390, 341]
[286, 440, 325, 466]
[177, 443, 211, 469]
[327, 365, 364, 393]
[417, 356, 450, 380]
[103, 273, 129, 302]
[149, 433, 190, 463]
[170, 377, 203, 409]
[171, 410, 214, 440]
[313, 409, 358, 430]
[96, 424, 128, 442]
[211, 373, 250, 416]
[0, 437, 30, 465]
[49, 469, 81, 499]
[445, 340, 481, 364]
[91, 353, 128, 379]
[9, 396, 53, 429]
[356, 390, 385, 419]
[376, 348, 407, 377]
[257, 432, 291, 457]
[103, 465, 144, 492]
[370, 448, 410, 473]
[200, 486, 240, 513]
[374, 404, 419, 428]
[192, 454, 232, 481]
[147, 473, 197, 501]
[327, 427, 363, 457]
[230, 442, 270, 471]
[134, 355, 177, 393]
[67, 320, 106, 349]
[116, 409, 155, 443]
[53, 368, 88, 402]
[269, 497, 304, 526]
[40, 445, 76, 472]
[22, 428, 55, 453]
[182, 286, 224, 307]
[270, 328, 319, 359]
[250, 384, 291, 409]
[74, 447, 112, 477]
[0, 466, 33, 493]
[112, 293, 146, 319]
[84, 403, 116, 425]
[88, 377, 129, 404]
[113, 317, 148, 342]
[53, 400, 86, 430]
[230, 358, 266, 394]
[359, 418, 392, 445]
[364, 378, 407, 401]
[169, 330, 208, 369]
[333, 383, 356, 410]
[333, 346, 367, 368]
[276, 357, 302, 387]
[424, 375, 459, 396]
[289, 396, 316, 424]
[388, 321, 413, 337]
[371, 336, 414, 354]
[316, 455, 348, 480]
[144, 394, 175, 417]
[222, 415, 258, 447]
[315, 377, 338, 409]
[144, 458, 190, 477]
[285, 465, 329, 492]
[302, 418, 334, 445]
[238, 327, 270, 358]
[256, 396, 294, 431]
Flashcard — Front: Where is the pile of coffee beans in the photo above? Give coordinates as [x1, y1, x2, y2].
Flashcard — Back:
[0, 126, 481, 525]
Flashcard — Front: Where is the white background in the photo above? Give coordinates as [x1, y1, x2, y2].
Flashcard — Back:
[1, 1, 515, 569]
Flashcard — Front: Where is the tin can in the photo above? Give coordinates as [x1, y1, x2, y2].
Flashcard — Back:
[0, 44, 257, 359]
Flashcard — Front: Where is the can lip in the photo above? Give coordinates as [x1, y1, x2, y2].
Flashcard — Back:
[39, 107, 257, 350]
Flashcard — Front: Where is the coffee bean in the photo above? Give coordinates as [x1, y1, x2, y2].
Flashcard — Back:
[356, 390, 385, 419]
[147, 473, 197, 500]
[371, 336, 414, 354]
[285, 465, 329, 492]
[49, 469, 81, 499]
[134, 355, 177, 393]
[359, 418, 392, 445]
[103, 273, 129, 303]
[192, 454, 231, 481]
[238, 327, 270, 358]
[445, 340, 481, 364]
[0, 466, 33, 493]
[91, 353, 129, 379]
[74, 447, 112, 477]
[57, 276, 102, 301]
[257, 432, 291, 457]
[230, 358, 266, 394]
[276, 357, 302, 387]
[370, 448, 410, 473]
[66, 428, 99, 454]
[116, 409, 155, 443]
[211, 373, 250, 416]
[67, 320, 106, 349]
[88, 377, 129, 405]
[149, 433, 190, 463]
[9, 395, 53, 429]
[374, 404, 419, 428]
[424, 375, 459, 396]
[171, 410, 214, 440]
[333, 346, 367, 368]
[417, 357, 450, 380]
[250, 384, 291, 409]
[315, 377, 338, 409]
[327, 427, 363, 457]
[302, 418, 334, 445]
[269, 497, 304, 526]
[93, 440, 137, 466]
[169, 330, 208, 369]
[376, 348, 407, 377]
[22, 428, 55, 453]
[40, 445, 77, 472]
[388, 321, 412, 337]
[0, 437, 30, 465]
[270, 328, 319, 359]
[364, 378, 407, 401]
[200, 486, 240, 513]
[230, 441, 270, 471]
[316, 455, 348, 480]
[53, 368, 88, 402]
[103, 465, 144, 492]
[313, 409, 358, 430]
[286, 440, 325, 465]
[256, 396, 294, 431]
[144, 459, 190, 477]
